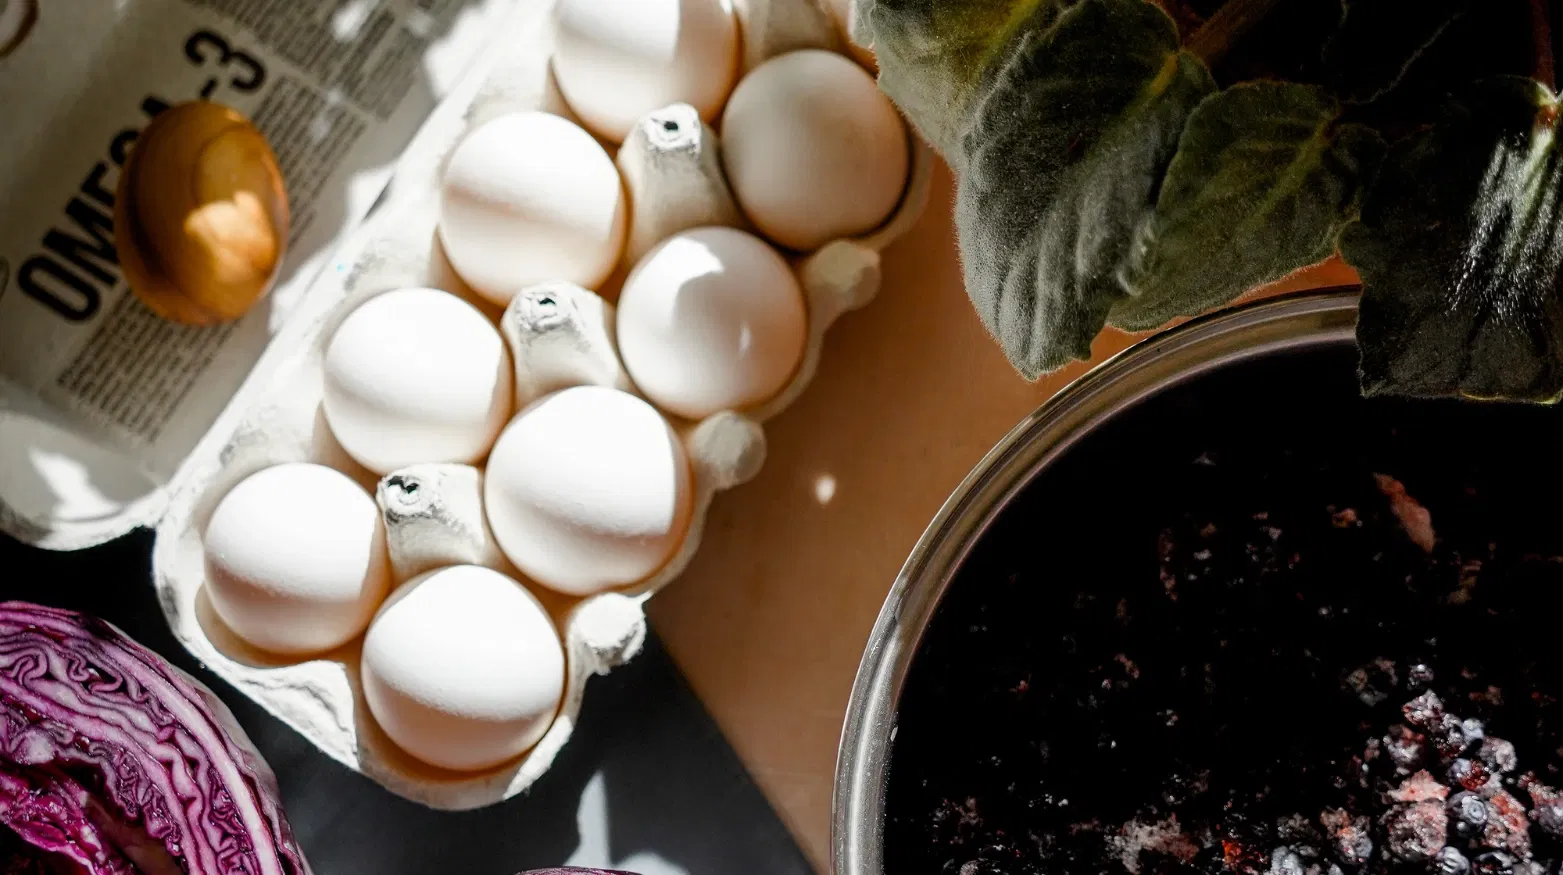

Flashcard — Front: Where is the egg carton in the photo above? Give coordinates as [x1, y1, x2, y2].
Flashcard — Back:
[150, 0, 932, 809]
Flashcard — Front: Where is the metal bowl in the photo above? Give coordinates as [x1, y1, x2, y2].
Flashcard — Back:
[832, 289, 1362, 875]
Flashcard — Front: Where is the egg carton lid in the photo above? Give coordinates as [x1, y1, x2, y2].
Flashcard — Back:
[0, 0, 531, 551]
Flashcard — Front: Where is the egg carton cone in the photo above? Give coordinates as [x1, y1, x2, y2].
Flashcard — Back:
[616, 104, 747, 266]
[151, 0, 932, 810]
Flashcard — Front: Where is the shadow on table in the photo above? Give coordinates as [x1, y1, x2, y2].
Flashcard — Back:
[0, 530, 813, 875]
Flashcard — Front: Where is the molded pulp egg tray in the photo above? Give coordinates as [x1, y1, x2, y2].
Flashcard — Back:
[148, 1, 933, 808]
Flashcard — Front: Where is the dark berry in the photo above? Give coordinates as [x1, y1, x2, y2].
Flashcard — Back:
[1349, 660, 1401, 707]
[1436, 715, 1476, 758]
[1272, 847, 1307, 875]
[1277, 814, 1323, 848]
[1386, 726, 1429, 773]
[1451, 792, 1490, 837]
[1450, 759, 1493, 791]
[1475, 852, 1516, 875]
[1435, 847, 1473, 875]
[1525, 783, 1563, 839]
[1404, 691, 1446, 731]
[1478, 739, 1519, 774]
[1385, 801, 1447, 863]
[1323, 809, 1374, 867]
[1339, 834, 1374, 868]
[1408, 664, 1436, 692]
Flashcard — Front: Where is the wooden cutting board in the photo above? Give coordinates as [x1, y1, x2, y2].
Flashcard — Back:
[649, 158, 1361, 871]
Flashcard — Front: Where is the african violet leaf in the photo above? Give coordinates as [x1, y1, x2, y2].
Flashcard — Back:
[855, 0, 1072, 162]
[954, 0, 1215, 377]
[1112, 81, 1384, 331]
[1342, 76, 1563, 402]
[1322, 0, 1471, 104]
[0, 602, 309, 874]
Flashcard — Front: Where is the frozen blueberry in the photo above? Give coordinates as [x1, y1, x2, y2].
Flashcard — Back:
[1528, 788, 1563, 839]
[1277, 814, 1324, 847]
[1349, 660, 1400, 708]
[1339, 833, 1374, 868]
[1404, 692, 1446, 731]
[1475, 852, 1516, 875]
[1385, 801, 1448, 863]
[1450, 792, 1489, 838]
[1478, 739, 1519, 775]
[1386, 727, 1428, 773]
[1272, 847, 1307, 875]
[1322, 809, 1374, 867]
[1435, 848, 1472, 875]
[1429, 714, 1476, 759]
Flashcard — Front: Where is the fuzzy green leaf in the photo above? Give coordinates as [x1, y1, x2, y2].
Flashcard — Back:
[1342, 77, 1563, 402]
[1322, 0, 1471, 104]
[1111, 82, 1384, 332]
[954, 0, 1215, 378]
[860, 0, 1072, 162]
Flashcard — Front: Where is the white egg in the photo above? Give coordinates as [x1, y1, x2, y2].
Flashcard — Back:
[617, 227, 807, 419]
[552, 0, 739, 143]
[322, 288, 512, 475]
[485, 386, 693, 596]
[361, 565, 564, 772]
[439, 112, 627, 304]
[204, 462, 391, 655]
[721, 49, 908, 251]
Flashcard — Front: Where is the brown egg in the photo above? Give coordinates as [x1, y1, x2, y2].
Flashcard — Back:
[115, 101, 289, 325]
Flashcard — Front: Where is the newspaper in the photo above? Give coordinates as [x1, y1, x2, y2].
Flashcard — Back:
[0, 0, 509, 487]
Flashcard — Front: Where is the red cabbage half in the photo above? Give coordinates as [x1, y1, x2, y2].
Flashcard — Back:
[0, 602, 309, 874]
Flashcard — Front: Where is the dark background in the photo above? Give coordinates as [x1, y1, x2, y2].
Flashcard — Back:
[0, 528, 814, 875]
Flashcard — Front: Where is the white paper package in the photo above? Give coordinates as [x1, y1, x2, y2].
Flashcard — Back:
[0, 0, 513, 549]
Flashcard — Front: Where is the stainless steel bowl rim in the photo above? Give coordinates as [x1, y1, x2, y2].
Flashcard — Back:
[831, 289, 1363, 875]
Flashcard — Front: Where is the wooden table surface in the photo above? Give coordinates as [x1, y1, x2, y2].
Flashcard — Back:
[649, 159, 1363, 871]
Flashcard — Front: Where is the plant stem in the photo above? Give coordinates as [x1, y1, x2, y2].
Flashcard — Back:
[1186, 0, 1285, 68]
[1530, 0, 1555, 91]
